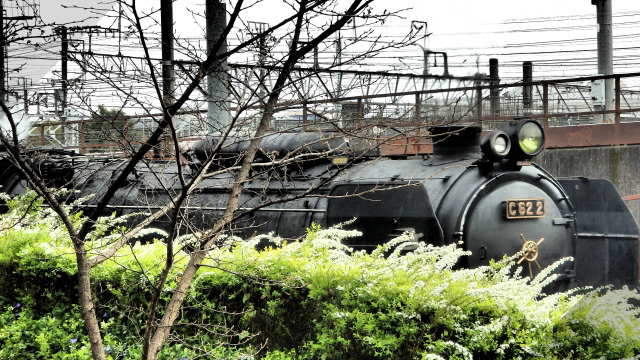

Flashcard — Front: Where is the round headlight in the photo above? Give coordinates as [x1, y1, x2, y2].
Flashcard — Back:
[517, 121, 544, 156]
[481, 130, 511, 160]
[494, 135, 509, 154]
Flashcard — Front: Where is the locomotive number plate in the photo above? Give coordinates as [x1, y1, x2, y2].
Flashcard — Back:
[505, 199, 545, 219]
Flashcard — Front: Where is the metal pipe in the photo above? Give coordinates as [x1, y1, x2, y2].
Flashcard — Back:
[615, 76, 620, 124]
[158, 0, 174, 158]
[523, 61, 533, 112]
[594, 0, 614, 123]
[64, 204, 327, 213]
[161, 0, 174, 103]
[543, 83, 549, 129]
[206, 0, 231, 133]
[489, 58, 500, 117]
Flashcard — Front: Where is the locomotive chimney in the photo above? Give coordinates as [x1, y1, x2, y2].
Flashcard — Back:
[430, 126, 482, 158]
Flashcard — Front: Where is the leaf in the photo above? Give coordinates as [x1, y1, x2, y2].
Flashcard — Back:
[242, 293, 250, 304]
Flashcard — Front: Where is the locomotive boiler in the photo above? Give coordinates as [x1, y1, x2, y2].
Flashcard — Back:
[0, 119, 637, 290]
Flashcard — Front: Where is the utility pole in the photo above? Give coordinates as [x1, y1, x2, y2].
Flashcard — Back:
[156, 0, 174, 157]
[0, 1, 5, 102]
[592, 0, 614, 123]
[0, 1, 37, 143]
[409, 20, 436, 77]
[206, 0, 231, 133]
[473, 74, 483, 120]
[52, 26, 70, 144]
[61, 26, 68, 118]
[0, 1, 36, 101]
[313, 46, 318, 70]
[335, 33, 342, 98]
[54, 25, 116, 149]
[409, 20, 449, 78]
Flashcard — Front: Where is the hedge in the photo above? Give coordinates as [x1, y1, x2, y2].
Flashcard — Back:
[1, 193, 639, 359]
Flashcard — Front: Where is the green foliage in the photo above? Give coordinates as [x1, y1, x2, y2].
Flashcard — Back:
[0, 303, 94, 359]
[85, 104, 132, 150]
[191, 229, 640, 359]
[95, 104, 125, 118]
[0, 193, 639, 359]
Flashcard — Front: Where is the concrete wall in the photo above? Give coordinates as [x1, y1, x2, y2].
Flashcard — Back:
[536, 145, 640, 223]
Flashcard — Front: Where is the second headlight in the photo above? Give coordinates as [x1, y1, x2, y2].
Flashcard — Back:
[481, 130, 511, 160]
[517, 120, 545, 156]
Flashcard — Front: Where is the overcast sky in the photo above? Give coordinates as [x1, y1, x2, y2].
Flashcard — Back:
[10, 0, 640, 85]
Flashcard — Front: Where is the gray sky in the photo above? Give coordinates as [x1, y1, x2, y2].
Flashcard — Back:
[9, 0, 640, 86]
[381, 0, 640, 80]
[8, 0, 102, 83]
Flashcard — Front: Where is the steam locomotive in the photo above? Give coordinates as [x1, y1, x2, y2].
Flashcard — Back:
[1, 119, 638, 290]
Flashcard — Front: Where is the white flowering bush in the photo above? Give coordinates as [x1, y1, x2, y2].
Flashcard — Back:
[1, 191, 639, 359]
[578, 287, 640, 343]
[196, 225, 640, 359]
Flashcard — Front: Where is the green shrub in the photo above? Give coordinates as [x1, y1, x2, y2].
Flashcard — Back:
[0, 193, 639, 359]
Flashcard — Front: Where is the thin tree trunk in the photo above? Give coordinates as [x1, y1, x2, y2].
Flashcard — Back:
[75, 243, 106, 360]
[0, 100, 106, 359]
[146, 83, 279, 360]
[147, 38, 299, 360]
[144, 1, 368, 356]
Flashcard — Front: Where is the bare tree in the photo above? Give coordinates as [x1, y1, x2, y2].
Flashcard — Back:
[0, 0, 438, 358]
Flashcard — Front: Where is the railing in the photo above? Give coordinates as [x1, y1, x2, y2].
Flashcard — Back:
[27, 72, 640, 155]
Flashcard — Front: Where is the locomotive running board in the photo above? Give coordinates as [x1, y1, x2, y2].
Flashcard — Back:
[558, 177, 640, 288]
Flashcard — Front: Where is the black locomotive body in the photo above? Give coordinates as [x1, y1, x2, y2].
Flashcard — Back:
[1, 120, 637, 290]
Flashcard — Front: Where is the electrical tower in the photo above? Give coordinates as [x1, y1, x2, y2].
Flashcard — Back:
[1, 0, 37, 100]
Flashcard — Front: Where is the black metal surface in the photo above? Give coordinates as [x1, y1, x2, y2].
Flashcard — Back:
[558, 178, 639, 287]
[0, 127, 638, 291]
[327, 183, 443, 249]
[430, 126, 481, 158]
[430, 161, 578, 291]
[193, 132, 379, 163]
